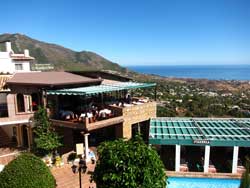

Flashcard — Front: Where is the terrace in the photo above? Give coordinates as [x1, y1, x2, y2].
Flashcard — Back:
[47, 81, 156, 132]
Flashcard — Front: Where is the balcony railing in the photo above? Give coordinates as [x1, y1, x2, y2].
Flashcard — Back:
[50, 115, 124, 131]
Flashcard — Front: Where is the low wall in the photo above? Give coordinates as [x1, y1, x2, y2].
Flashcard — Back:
[122, 102, 156, 139]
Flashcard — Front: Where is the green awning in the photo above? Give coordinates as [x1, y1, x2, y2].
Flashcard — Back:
[47, 82, 156, 96]
[149, 118, 250, 147]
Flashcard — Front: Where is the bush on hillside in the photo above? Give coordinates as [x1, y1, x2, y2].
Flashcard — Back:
[0, 153, 56, 188]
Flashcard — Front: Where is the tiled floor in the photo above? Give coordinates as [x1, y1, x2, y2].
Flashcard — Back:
[51, 162, 96, 188]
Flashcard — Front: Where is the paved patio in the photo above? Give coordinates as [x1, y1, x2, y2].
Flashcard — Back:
[51, 162, 96, 188]
[0, 147, 20, 165]
[0, 147, 97, 188]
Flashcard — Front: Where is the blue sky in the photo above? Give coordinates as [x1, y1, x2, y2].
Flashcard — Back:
[1, 0, 250, 65]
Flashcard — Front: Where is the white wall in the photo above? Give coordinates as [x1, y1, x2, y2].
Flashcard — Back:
[0, 52, 13, 73]
[12, 61, 31, 72]
[0, 42, 32, 73]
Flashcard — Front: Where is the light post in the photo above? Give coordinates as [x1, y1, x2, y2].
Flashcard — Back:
[72, 157, 87, 188]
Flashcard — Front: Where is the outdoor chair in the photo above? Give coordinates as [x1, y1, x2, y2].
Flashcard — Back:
[196, 163, 203, 172]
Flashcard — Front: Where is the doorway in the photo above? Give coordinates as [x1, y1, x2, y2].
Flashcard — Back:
[22, 125, 29, 147]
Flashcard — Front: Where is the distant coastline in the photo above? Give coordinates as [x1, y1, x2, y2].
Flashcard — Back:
[127, 64, 250, 81]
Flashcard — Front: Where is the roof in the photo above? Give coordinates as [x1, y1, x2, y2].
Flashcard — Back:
[11, 56, 34, 61]
[6, 72, 102, 87]
[68, 71, 132, 82]
[0, 75, 12, 92]
[149, 118, 250, 147]
[47, 82, 156, 96]
[10, 54, 34, 61]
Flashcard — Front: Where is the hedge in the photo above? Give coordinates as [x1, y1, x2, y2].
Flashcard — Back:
[0, 153, 56, 188]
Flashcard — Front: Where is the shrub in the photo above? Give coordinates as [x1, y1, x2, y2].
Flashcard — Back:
[239, 158, 250, 188]
[34, 106, 62, 153]
[0, 153, 56, 188]
[92, 135, 167, 188]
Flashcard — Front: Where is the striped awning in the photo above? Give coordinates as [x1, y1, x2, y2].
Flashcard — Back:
[149, 118, 250, 147]
[47, 82, 156, 96]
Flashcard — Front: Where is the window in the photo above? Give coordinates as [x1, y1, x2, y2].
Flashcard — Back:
[17, 93, 25, 112]
[15, 64, 23, 70]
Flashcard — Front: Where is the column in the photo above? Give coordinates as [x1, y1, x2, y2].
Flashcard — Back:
[175, 144, 181, 172]
[84, 133, 90, 162]
[137, 123, 141, 134]
[232, 146, 239, 173]
[26, 126, 31, 151]
[204, 145, 210, 173]
[42, 90, 47, 108]
[16, 125, 22, 147]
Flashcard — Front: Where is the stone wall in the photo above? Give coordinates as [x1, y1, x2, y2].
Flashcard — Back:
[121, 102, 156, 139]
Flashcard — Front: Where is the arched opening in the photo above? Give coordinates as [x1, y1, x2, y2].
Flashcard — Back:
[22, 125, 29, 148]
[17, 93, 25, 112]
[31, 93, 39, 111]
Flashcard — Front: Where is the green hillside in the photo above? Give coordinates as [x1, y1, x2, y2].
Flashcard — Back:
[0, 33, 127, 72]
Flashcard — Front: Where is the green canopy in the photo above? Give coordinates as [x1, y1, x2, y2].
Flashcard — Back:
[149, 118, 250, 147]
[47, 82, 156, 96]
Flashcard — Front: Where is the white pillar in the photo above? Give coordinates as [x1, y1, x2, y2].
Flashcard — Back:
[204, 145, 210, 173]
[84, 133, 90, 162]
[175, 145, 181, 172]
[232, 146, 239, 174]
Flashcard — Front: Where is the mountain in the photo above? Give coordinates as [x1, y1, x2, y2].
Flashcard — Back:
[0, 33, 127, 72]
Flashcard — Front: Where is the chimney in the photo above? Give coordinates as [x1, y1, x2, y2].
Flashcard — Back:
[5, 41, 12, 52]
[24, 49, 30, 57]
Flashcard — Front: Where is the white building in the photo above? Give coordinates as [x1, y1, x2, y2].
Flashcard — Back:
[0, 41, 34, 74]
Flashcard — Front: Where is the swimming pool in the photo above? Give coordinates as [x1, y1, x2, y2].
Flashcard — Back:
[168, 177, 240, 188]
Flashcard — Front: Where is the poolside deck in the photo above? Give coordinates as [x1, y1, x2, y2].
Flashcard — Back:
[166, 171, 242, 179]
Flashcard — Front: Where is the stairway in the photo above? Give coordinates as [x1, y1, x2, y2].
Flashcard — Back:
[0, 127, 11, 147]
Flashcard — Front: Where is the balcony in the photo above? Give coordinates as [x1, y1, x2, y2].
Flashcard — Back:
[50, 97, 156, 131]
[50, 105, 124, 131]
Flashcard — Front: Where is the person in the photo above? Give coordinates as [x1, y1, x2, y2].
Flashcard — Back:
[125, 93, 131, 104]
[89, 150, 96, 164]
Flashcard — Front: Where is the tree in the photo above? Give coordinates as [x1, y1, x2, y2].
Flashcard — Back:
[34, 106, 62, 153]
[92, 135, 167, 188]
[240, 158, 250, 188]
[0, 153, 56, 188]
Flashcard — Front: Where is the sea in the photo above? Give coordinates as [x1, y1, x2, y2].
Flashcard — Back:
[127, 64, 250, 81]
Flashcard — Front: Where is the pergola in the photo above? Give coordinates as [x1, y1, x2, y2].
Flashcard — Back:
[149, 118, 250, 173]
[47, 82, 156, 96]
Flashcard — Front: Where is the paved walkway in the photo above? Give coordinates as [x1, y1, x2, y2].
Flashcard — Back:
[51, 162, 96, 188]
[0, 147, 21, 165]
